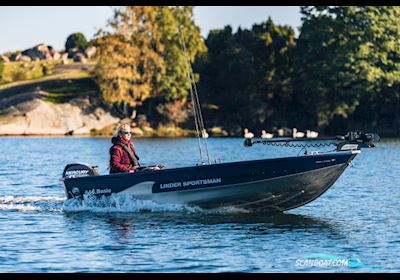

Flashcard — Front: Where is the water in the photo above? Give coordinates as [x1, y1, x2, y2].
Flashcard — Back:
[0, 136, 399, 272]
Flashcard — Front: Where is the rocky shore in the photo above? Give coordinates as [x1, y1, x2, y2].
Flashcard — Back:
[0, 90, 119, 136]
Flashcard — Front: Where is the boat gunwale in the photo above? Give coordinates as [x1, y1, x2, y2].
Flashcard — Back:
[63, 150, 358, 182]
[163, 161, 349, 194]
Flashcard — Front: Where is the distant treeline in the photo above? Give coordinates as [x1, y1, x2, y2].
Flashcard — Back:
[196, 6, 400, 136]
[3, 6, 397, 136]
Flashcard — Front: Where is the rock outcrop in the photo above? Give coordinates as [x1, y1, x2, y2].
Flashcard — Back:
[19, 55, 32, 63]
[68, 46, 96, 62]
[61, 53, 69, 64]
[0, 55, 10, 63]
[2, 43, 95, 64]
[72, 53, 87, 63]
[20, 44, 61, 61]
[84, 46, 96, 59]
[0, 90, 119, 135]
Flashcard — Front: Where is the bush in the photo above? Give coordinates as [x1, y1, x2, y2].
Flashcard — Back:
[155, 100, 190, 126]
[0, 61, 4, 82]
[11, 70, 27, 82]
[65, 32, 88, 52]
[41, 64, 51, 76]
[0, 61, 56, 84]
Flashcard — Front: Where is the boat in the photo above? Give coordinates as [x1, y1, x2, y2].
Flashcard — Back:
[61, 131, 379, 212]
[60, 29, 380, 212]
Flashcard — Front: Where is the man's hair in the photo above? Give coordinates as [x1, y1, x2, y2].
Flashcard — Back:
[113, 123, 131, 137]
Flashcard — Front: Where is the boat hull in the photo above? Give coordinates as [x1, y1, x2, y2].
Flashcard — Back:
[63, 151, 359, 212]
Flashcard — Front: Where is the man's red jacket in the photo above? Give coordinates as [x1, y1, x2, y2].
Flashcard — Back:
[109, 135, 140, 173]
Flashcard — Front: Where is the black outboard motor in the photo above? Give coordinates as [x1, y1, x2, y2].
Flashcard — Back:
[62, 163, 99, 179]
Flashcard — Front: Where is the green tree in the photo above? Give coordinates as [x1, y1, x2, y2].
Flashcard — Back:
[198, 19, 295, 133]
[294, 6, 400, 134]
[237, 18, 296, 128]
[349, 6, 400, 135]
[65, 32, 88, 52]
[197, 26, 249, 132]
[292, 6, 354, 131]
[156, 6, 207, 101]
[142, 6, 207, 126]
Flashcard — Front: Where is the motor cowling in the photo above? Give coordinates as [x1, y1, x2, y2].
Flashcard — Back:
[62, 163, 99, 179]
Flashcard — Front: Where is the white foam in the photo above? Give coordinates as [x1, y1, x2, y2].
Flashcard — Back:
[62, 193, 251, 214]
[0, 195, 65, 212]
[0, 204, 43, 212]
[0, 194, 250, 214]
[202, 206, 251, 214]
[62, 193, 203, 213]
[0, 195, 65, 203]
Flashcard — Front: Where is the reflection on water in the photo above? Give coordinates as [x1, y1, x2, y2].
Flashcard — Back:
[63, 211, 345, 241]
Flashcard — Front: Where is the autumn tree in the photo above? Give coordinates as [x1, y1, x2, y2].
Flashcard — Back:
[94, 6, 205, 124]
[94, 6, 165, 117]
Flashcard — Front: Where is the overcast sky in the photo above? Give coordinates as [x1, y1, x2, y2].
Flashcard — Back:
[0, 6, 302, 54]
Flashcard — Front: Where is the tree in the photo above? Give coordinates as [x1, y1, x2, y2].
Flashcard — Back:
[156, 6, 207, 101]
[293, 6, 400, 134]
[141, 6, 207, 127]
[292, 6, 353, 130]
[94, 6, 206, 123]
[349, 6, 400, 135]
[94, 6, 165, 116]
[197, 19, 296, 133]
[197, 26, 249, 132]
[65, 32, 88, 52]
[237, 18, 296, 128]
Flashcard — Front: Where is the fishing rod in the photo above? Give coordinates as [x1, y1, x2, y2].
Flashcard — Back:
[244, 131, 380, 151]
[177, 25, 211, 164]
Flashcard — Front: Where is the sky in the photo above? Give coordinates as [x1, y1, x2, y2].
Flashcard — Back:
[0, 6, 302, 54]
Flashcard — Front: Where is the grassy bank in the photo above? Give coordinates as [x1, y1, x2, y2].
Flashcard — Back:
[0, 61, 92, 90]
[0, 61, 55, 85]
[43, 81, 98, 104]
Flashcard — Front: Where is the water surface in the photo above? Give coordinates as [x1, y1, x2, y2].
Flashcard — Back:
[0, 137, 398, 272]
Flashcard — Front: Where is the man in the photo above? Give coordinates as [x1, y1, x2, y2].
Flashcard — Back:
[109, 123, 160, 174]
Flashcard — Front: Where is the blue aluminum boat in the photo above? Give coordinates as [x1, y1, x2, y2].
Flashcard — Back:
[61, 132, 378, 212]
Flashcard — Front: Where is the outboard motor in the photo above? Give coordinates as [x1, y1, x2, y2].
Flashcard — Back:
[62, 163, 99, 179]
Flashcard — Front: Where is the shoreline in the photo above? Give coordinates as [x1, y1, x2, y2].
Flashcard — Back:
[0, 134, 398, 141]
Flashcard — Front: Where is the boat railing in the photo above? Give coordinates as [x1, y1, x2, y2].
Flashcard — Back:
[244, 131, 380, 152]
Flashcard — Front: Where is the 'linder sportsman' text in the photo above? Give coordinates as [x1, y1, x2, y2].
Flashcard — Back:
[159, 178, 222, 190]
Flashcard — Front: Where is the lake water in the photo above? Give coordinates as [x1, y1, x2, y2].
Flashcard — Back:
[0, 136, 399, 272]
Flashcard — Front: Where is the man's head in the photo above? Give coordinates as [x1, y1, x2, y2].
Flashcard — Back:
[118, 123, 132, 141]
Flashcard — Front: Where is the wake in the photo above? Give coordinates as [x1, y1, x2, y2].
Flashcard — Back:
[0, 193, 250, 214]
